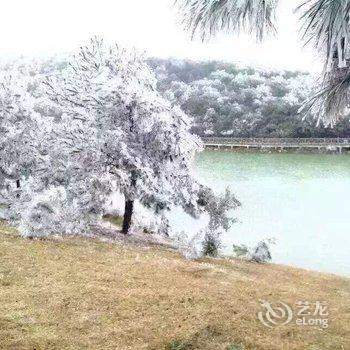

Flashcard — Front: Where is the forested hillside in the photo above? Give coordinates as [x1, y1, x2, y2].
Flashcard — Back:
[3, 57, 350, 138]
[149, 58, 350, 138]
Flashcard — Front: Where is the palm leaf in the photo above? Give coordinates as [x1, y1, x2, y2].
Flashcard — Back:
[300, 66, 350, 126]
[298, 0, 350, 70]
[175, 0, 278, 41]
[297, 0, 350, 124]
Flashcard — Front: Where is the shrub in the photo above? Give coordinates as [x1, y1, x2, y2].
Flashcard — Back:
[202, 231, 221, 257]
[251, 241, 272, 263]
[226, 344, 244, 350]
[232, 239, 276, 263]
[232, 244, 249, 257]
[167, 340, 191, 350]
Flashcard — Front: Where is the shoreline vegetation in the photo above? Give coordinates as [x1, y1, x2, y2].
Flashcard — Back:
[0, 222, 349, 350]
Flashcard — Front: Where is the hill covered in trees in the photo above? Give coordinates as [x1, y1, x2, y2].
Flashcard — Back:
[148, 58, 350, 138]
[2, 56, 350, 138]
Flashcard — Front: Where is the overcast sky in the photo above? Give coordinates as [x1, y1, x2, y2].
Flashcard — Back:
[0, 0, 322, 72]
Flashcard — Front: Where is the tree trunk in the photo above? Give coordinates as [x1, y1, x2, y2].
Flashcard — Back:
[122, 199, 134, 234]
[16, 179, 20, 198]
[122, 171, 137, 235]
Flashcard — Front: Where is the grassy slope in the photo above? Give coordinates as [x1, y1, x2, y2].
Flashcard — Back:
[0, 222, 349, 350]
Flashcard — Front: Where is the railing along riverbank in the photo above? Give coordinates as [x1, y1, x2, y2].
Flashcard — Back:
[202, 137, 350, 153]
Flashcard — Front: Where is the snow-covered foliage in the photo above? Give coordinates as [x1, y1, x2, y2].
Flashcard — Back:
[169, 187, 240, 259]
[17, 185, 95, 238]
[250, 240, 273, 263]
[201, 231, 222, 257]
[1, 38, 210, 238]
[44, 39, 202, 231]
[174, 231, 204, 260]
[200, 187, 240, 233]
[176, 0, 277, 42]
[0, 39, 244, 250]
[232, 238, 276, 263]
[148, 59, 342, 137]
[199, 187, 240, 257]
[0, 64, 47, 211]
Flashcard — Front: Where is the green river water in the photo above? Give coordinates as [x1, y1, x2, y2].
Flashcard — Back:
[171, 150, 350, 277]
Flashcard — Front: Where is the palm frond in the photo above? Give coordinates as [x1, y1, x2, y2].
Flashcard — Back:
[298, 0, 350, 70]
[297, 0, 350, 124]
[299, 67, 350, 126]
[175, 0, 278, 42]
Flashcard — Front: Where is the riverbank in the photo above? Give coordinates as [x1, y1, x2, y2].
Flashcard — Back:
[1, 222, 349, 350]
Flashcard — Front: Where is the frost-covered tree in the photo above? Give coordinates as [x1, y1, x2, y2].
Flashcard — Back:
[174, 187, 240, 259]
[199, 187, 241, 256]
[40, 38, 203, 235]
[0, 42, 241, 241]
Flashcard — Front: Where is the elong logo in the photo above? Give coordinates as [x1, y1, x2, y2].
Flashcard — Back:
[258, 299, 329, 329]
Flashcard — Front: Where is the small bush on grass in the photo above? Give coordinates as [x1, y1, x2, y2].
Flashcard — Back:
[226, 343, 244, 350]
[232, 238, 276, 263]
[202, 231, 221, 257]
[167, 340, 191, 350]
[232, 244, 249, 257]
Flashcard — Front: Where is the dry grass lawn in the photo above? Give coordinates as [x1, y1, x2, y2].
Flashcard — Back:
[0, 221, 349, 350]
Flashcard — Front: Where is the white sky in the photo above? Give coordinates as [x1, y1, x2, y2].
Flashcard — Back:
[0, 0, 322, 72]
